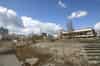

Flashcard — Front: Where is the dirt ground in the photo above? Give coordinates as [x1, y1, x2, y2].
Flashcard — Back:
[16, 40, 89, 66]
[0, 39, 97, 66]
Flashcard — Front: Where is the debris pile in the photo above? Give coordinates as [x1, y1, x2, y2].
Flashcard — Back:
[16, 41, 89, 66]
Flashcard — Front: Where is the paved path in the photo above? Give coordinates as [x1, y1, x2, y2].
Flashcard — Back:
[0, 54, 21, 66]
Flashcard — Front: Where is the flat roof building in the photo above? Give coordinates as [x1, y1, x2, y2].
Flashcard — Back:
[61, 28, 96, 39]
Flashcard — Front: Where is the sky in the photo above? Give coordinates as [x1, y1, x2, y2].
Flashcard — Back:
[0, 0, 100, 35]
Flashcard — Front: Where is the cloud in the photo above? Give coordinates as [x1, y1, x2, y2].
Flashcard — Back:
[58, 0, 66, 8]
[0, 6, 62, 35]
[0, 6, 23, 33]
[68, 10, 88, 19]
[94, 22, 100, 36]
[21, 16, 62, 35]
[94, 22, 100, 31]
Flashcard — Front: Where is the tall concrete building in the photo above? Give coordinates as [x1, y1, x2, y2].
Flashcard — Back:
[67, 20, 74, 32]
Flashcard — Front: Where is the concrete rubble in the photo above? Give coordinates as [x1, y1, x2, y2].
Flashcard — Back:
[16, 40, 89, 66]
